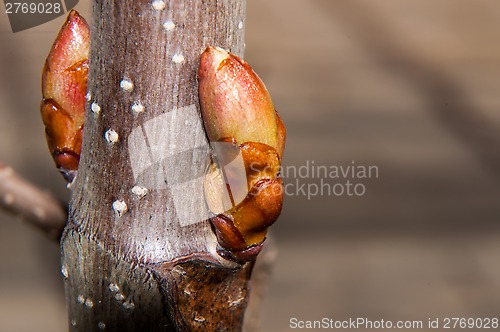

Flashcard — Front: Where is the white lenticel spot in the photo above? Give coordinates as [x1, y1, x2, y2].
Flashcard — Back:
[86, 92, 92, 101]
[238, 21, 243, 29]
[131, 102, 144, 114]
[109, 283, 120, 292]
[105, 129, 119, 143]
[77, 294, 85, 304]
[131, 186, 148, 198]
[91, 102, 101, 114]
[172, 54, 185, 64]
[115, 293, 125, 301]
[61, 264, 69, 278]
[85, 299, 94, 308]
[71, 320, 77, 327]
[163, 20, 175, 31]
[123, 301, 135, 310]
[112, 200, 128, 217]
[152, 0, 165, 11]
[120, 79, 134, 91]
[98, 322, 106, 330]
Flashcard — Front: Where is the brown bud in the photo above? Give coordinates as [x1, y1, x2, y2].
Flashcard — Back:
[41, 10, 89, 182]
[198, 46, 282, 155]
[199, 47, 286, 262]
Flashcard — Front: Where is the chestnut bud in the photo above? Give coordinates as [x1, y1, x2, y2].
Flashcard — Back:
[199, 47, 286, 262]
[41, 10, 89, 183]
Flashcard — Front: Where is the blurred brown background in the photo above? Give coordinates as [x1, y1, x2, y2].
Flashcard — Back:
[1, 1, 500, 331]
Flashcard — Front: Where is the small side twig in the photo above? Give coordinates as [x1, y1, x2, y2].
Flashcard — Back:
[0, 162, 67, 240]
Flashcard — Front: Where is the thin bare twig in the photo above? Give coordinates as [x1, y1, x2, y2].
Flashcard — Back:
[0, 162, 67, 240]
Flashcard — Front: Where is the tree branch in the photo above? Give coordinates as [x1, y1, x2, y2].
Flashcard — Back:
[62, 1, 252, 331]
[0, 162, 67, 240]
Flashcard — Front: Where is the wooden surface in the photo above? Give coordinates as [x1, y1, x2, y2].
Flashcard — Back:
[1, 0, 500, 331]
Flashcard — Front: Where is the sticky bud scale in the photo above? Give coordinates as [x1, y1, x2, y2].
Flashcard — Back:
[41, 10, 89, 183]
[199, 46, 286, 262]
